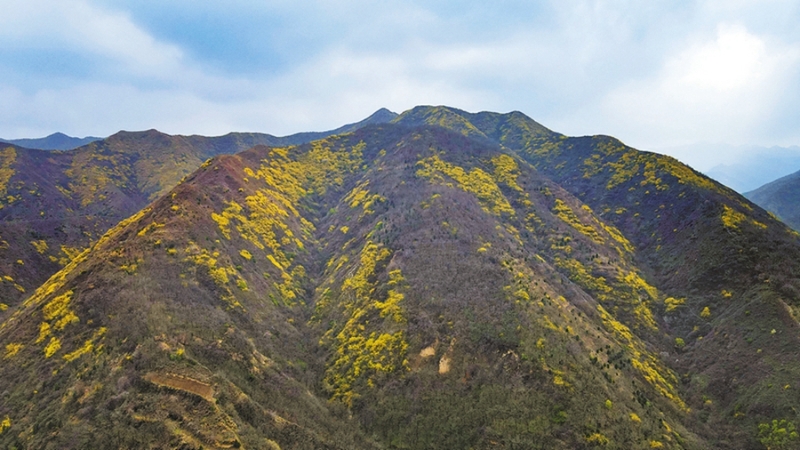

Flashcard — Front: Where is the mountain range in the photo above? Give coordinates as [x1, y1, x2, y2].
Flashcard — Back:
[0, 108, 397, 307]
[0, 133, 104, 151]
[1, 106, 799, 449]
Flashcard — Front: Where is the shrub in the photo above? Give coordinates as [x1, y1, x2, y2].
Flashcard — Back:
[758, 419, 799, 450]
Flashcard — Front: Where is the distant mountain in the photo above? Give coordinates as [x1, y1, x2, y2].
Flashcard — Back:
[706, 148, 800, 193]
[1, 106, 800, 448]
[745, 170, 800, 230]
[656, 142, 800, 193]
[0, 132, 103, 150]
[0, 109, 397, 308]
[280, 107, 399, 144]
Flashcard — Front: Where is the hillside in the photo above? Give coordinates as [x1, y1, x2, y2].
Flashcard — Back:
[0, 107, 799, 448]
[0, 109, 396, 310]
[393, 106, 800, 448]
[744, 171, 800, 231]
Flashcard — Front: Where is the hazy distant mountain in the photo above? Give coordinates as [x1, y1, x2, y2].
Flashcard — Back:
[0, 132, 103, 150]
[657, 142, 800, 193]
[706, 148, 800, 193]
[2, 106, 800, 449]
[745, 170, 800, 230]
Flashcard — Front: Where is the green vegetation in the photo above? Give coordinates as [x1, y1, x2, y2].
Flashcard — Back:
[759, 420, 799, 450]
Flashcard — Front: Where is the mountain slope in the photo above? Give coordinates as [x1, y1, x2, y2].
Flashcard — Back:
[744, 170, 800, 231]
[0, 110, 397, 310]
[0, 123, 714, 449]
[393, 106, 800, 448]
[2, 107, 800, 448]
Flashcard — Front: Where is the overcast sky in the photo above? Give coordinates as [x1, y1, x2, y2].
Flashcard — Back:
[1, 0, 799, 170]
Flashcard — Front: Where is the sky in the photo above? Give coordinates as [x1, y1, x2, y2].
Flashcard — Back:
[1, 0, 799, 173]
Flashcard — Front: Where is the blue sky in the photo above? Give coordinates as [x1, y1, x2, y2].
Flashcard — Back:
[1, 0, 799, 172]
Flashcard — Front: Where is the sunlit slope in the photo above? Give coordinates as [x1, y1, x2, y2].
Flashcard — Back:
[394, 106, 800, 448]
[0, 124, 710, 449]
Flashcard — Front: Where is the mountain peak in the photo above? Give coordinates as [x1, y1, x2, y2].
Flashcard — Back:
[368, 107, 398, 120]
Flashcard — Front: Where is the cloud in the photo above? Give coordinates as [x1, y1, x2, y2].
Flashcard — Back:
[0, 0, 186, 81]
[570, 23, 800, 149]
[0, 0, 799, 175]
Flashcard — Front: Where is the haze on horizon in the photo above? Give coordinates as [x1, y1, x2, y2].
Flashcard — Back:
[1, 0, 799, 175]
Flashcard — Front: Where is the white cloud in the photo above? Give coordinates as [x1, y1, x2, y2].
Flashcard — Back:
[579, 23, 800, 149]
[0, 0, 799, 177]
[0, 0, 185, 80]
[677, 24, 774, 91]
